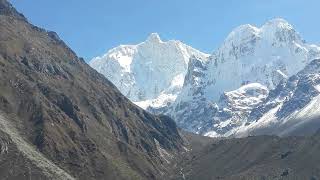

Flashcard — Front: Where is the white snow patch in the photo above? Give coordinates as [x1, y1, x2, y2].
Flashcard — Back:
[154, 138, 172, 164]
[234, 104, 282, 137]
[285, 94, 320, 122]
[314, 85, 320, 92]
[204, 131, 220, 138]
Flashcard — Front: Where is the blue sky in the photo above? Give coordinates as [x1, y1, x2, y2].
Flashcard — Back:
[9, 0, 320, 61]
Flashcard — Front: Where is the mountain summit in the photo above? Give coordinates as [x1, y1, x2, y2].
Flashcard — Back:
[89, 33, 208, 108]
[145, 33, 162, 43]
[170, 18, 320, 135]
[90, 18, 320, 137]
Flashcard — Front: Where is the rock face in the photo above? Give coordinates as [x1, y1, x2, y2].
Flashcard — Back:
[204, 83, 269, 137]
[0, 1, 185, 179]
[89, 33, 208, 107]
[232, 58, 320, 137]
[162, 18, 320, 136]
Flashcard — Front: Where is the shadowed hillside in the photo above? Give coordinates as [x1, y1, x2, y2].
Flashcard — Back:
[0, 0, 185, 179]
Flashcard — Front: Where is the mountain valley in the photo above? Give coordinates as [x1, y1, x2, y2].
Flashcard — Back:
[1, 0, 320, 179]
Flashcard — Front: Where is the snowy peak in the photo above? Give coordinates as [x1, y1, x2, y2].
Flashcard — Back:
[165, 18, 320, 137]
[89, 33, 208, 104]
[261, 18, 302, 44]
[224, 24, 260, 45]
[259, 18, 292, 29]
[90, 18, 320, 139]
[206, 18, 319, 96]
[261, 18, 296, 36]
[262, 18, 293, 30]
[221, 18, 302, 54]
[145, 33, 162, 43]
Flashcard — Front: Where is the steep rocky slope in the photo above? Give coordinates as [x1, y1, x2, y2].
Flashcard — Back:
[0, 1, 185, 179]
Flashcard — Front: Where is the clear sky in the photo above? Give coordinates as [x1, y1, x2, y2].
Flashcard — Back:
[9, 0, 320, 61]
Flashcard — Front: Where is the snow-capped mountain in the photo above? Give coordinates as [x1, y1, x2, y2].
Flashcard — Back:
[159, 18, 320, 136]
[89, 33, 208, 108]
[90, 18, 320, 138]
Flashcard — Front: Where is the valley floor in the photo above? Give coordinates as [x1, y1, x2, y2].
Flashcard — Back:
[171, 131, 320, 180]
